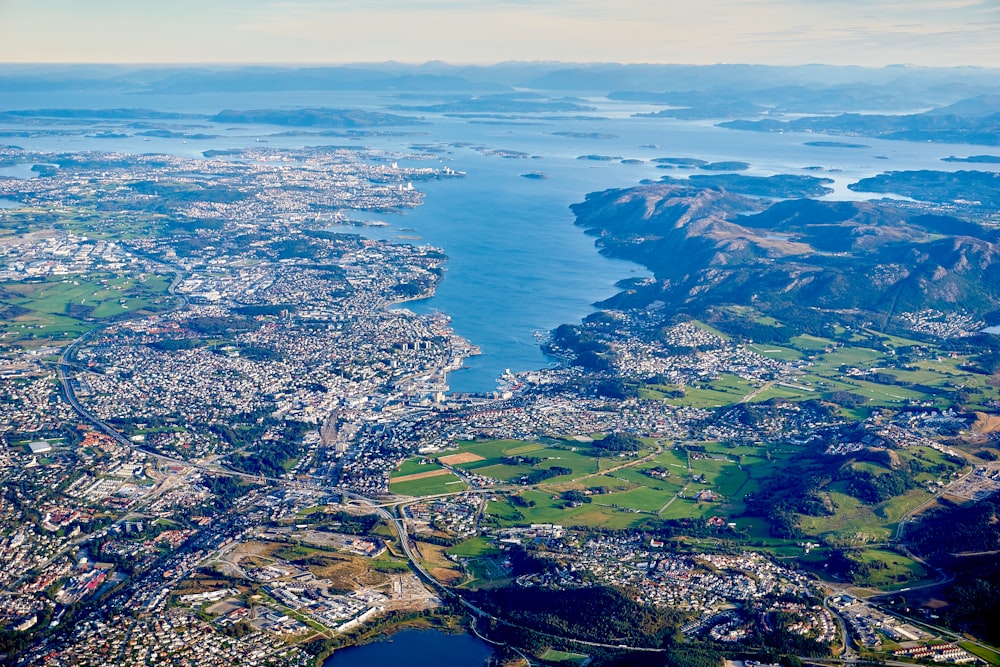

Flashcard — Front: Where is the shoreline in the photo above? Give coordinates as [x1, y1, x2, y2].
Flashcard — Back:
[309, 611, 481, 667]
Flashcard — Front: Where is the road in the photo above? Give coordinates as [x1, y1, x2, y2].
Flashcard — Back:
[824, 595, 856, 660]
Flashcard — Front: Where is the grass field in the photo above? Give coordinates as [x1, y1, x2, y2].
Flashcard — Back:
[485, 492, 653, 530]
[463, 556, 511, 585]
[796, 546, 932, 589]
[0, 273, 172, 342]
[389, 472, 467, 496]
[662, 373, 758, 408]
[598, 486, 672, 513]
[750, 385, 817, 402]
[447, 537, 500, 558]
[539, 648, 591, 665]
[392, 458, 444, 477]
[856, 548, 930, 588]
[797, 484, 933, 545]
[443, 438, 606, 484]
[960, 642, 1000, 665]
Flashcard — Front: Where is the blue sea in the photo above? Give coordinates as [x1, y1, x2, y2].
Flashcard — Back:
[2, 89, 997, 392]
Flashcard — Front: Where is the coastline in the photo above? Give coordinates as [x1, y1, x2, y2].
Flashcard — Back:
[310, 610, 479, 667]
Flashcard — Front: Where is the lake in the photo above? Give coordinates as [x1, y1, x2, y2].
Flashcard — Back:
[322, 628, 494, 667]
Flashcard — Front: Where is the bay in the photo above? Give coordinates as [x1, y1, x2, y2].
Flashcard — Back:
[321, 628, 494, 667]
[1, 90, 998, 391]
[0, 163, 39, 179]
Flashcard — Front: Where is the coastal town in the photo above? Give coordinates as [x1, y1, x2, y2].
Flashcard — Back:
[1, 140, 999, 667]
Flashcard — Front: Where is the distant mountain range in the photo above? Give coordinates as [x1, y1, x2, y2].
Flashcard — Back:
[1, 62, 997, 105]
[3, 63, 999, 144]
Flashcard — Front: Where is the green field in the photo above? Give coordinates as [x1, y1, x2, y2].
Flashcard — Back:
[604, 466, 683, 493]
[797, 484, 932, 545]
[485, 491, 655, 530]
[796, 546, 931, 589]
[661, 373, 758, 408]
[0, 273, 172, 342]
[389, 472, 467, 497]
[750, 384, 817, 402]
[856, 548, 930, 588]
[447, 537, 499, 558]
[538, 648, 590, 665]
[960, 642, 1000, 666]
[789, 334, 835, 350]
[464, 556, 510, 583]
[598, 485, 673, 513]
[444, 438, 612, 484]
[392, 458, 444, 477]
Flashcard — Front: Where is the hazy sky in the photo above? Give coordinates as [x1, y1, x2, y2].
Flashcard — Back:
[0, 0, 997, 67]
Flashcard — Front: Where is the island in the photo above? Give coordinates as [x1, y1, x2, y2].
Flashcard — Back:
[803, 140, 870, 148]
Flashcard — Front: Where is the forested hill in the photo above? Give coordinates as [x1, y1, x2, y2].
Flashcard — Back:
[570, 181, 1000, 331]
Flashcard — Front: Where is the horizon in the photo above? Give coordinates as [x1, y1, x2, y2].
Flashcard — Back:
[0, 1, 997, 68]
[1, 60, 998, 70]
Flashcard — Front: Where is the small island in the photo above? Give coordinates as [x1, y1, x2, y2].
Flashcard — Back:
[520, 171, 548, 180]
[549, 131, 618, 139]
[700, 161, 750, 171]
[653, 156, 707, 166]
[803, 140, 870, 148]
[942, 154, 1000, 163]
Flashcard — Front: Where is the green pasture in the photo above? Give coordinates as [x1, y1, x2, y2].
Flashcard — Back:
[856, 548, 930, 588]
[389, 472, 467, 497]
[597, 485, 673, 513]
[392, 458, 444, 477]
[750, 384, 816, 402]
[663, 373, 757, 408]
[539, 648, 590, 665]
[447, 537, 500, 558]
[448, 439, 604, 484]
[959, 642, 1000, 666]
[797, 485, 932, 545]
[0, 273, 171, 342]
[690, 319, 731, 340]
[448, 439, 544, 460]
[861, 329, 926, 349]
[471, 463, 540, 482]
[656, 447, 692, 465]
[657, 496, 714, 520]
[789, 334, 835, 350]
[846, 378, 930, 404]
[605, 466, 683, 492]
[485, 491, 654, 530]
[811, 346, 884, 371]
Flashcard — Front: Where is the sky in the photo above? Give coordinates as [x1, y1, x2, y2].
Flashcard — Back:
[0, 0, 997, 67]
